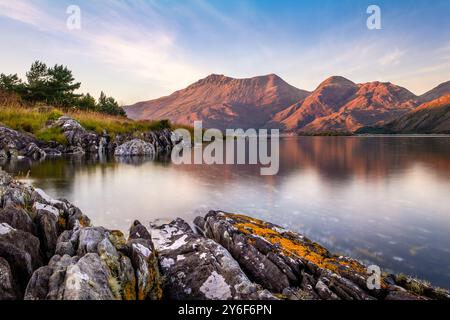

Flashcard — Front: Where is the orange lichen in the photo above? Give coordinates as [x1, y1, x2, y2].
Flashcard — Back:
[228, 213, 369, 277]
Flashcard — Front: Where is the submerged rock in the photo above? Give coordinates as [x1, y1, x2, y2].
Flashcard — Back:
[151, 218, 274, 300]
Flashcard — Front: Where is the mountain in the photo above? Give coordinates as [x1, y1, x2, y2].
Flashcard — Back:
[359, 94, 450, 134]
[126, 74, 450, 134]
[125, 74, 310, 130]
[297, 81, 419, 133]
[420, 81, 450, 102]
[271, 76, 359, 131]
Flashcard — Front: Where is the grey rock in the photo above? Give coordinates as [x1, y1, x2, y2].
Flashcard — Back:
[0, 256, 20, 300]
[62, 253, 116, 300]
[0, 223, 43, 296]
[0, 205, 36, 235]
[23, 266, 53, 300]
[127, 220, 161, 300]
[114, 139, 156, 157]
[151, 218, 274, 300]
[195, 211, 301, 293]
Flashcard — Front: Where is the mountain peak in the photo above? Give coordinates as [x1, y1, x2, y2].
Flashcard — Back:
[320, 76, 355, 86]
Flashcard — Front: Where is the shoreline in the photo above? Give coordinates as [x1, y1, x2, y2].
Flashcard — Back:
[1, 170, 449, 300]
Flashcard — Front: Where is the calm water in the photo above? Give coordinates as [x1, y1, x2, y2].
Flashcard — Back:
[2, 136, 450, 289]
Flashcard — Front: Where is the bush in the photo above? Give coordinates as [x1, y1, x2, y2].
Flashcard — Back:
[35, 127, 67, 145]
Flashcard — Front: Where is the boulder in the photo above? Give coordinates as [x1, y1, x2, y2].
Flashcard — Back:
[0, 256, 20, 300]
[0, 205, 36, 235]
[25, 222, 141, 301]
[127, 220, 162, 300]
[53, 116, 101, 154]
[0, 126, 41, 159]
[22, 143, 46, 160]
[194, 211, 302, 293]
[114, 139, 156, 157]
[33, 204, 59, 260]
[151, 218, 274, 300]
[0, 223, 43, 296]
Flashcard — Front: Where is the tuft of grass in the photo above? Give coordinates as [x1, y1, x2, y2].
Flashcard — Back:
[35, 126, 67, 145]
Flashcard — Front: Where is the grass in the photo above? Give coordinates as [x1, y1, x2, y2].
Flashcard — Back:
[0, 103, 178, 144]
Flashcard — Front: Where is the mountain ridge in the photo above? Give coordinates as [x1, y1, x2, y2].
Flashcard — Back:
[125, 74, 450, 133]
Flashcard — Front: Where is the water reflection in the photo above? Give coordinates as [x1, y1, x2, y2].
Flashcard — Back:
[2, 136, 450, 288]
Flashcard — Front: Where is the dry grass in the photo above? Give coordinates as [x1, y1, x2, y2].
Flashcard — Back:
[0, 102, 177, 144]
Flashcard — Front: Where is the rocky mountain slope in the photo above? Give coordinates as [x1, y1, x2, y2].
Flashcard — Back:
[419, 81, 450, 102]
[358, 94, 450, 134]
[125, 74, 310, 130]
[296, 80, 419, 133]
[1, 170, 449, 300]
[126, 75, 450, 134]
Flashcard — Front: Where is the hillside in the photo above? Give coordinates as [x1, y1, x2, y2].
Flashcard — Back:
[125, 74, 310, 130]
[297, 81, 419, 133]
[358, 94, 450, 134]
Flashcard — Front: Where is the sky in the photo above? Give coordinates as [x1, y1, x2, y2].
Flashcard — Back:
[0, 0, 449, 105]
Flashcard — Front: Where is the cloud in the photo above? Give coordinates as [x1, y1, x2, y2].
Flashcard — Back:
[0, 0, 205, 91]
[378, 48, 405, 66]
[0, 0, 61, 31]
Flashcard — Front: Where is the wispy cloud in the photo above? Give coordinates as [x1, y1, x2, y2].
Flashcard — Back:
[378, 48, 405, 66]
[0, 0, 205, 91]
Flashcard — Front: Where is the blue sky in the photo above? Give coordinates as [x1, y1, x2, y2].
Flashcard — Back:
[0, 0, 449, 104]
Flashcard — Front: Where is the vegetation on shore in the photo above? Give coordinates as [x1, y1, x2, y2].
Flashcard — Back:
[0, 103, 177, 144]
[0, 61, 195, 144]
[0, 60, 125, 116]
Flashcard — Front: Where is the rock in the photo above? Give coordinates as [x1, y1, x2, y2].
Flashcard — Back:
[194, 211, 302, 293]
[22, 143, 46, 160]
[114, 139, 156, 157]
[385, 290, 424, 300]
[76, 227, 108, 256]
[26, 227, 138, 300]
[0, 205, 36, 235]
[315, 280, 340, 300]
[195, 211, 381, 299]
[34, 206, 59, 260]
[53, 116, 100, 154]
[62, 253, 116, 300]
[0, 223, 43, 296]
[151, 218, 274, 300]
[127, 220, 162, 300]
[23, 266, 53, 300]
[0, 256, 20, 300]
[0, 126, 38, 159]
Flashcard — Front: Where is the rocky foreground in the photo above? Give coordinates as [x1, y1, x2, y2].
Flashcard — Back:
[1, 171, 449, 300]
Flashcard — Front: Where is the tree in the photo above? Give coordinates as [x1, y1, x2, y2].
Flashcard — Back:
[46, 64, 81, 106]
[97, 91, 126, 116]
[0, 73, 24, 93]
[75, 93, 97, 111]
[25, 61, 49, 102]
